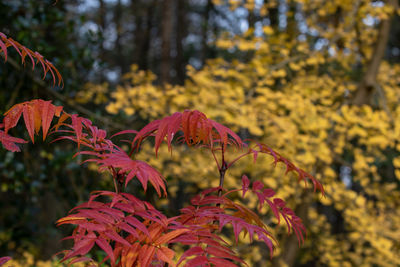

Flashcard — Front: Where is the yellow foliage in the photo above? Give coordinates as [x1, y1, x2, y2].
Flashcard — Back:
[4, 252, 88, 267]
[70, 0, 400, 265]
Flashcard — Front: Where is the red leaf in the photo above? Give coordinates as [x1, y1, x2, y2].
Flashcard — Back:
[121, 243, 140, 267]
[66, 233, 96, 259]
[211, 119, 243, 148]
[133, 110, 244, 154]
[22, 104, 35, 143]
[33, 100, 42, 134]
[70, 114, 83, 148]
[103, 230, 131, 247]
[241, 175, 250, 197]
[263, 188, 275, 198]
[266, 199, 280, 224]
[208, 257, 238, 267]
[177, 246, 204, 266]
[125, 216, 150, 237]
[0, 131, 27, 152]
[0, 256, 11, 266]
[0, 32, 63, 86]
[118, 222, 139, 239]
[252, 181, 264, 191]
[155, 117, 170, 156]
[156, 247, 176, 266]
[96, 237, 116, 265]
[4, 104, 23, 133]
[205, 246, 243, 264]
[185, 255, 209, 266]
[55, 105, 63, 117]
[98, 151, 166, 197]
[111, 129, 138, 138]
[6, 38, 22, 57]
[154, 229, 189, 246]
[0, 36, 7, 62]
[138, 245, 156, 267]
[166, 112, 182, 150]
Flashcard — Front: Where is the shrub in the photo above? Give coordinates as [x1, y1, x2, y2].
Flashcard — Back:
[0, 32, 323, 267]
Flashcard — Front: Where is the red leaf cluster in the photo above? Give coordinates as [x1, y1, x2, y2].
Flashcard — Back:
[0, 256, 11, 266]
[57, 191, 186, 266]
[0, 98, 324, 266]
[0, 99, 63, 151]
[250, 142, 324, 194]
[0, 32, 63, 87]
[131, 110, 243, 155]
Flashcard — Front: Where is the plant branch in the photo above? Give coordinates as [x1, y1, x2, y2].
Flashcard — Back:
[227, 150, 251, 169]
[218, 144, 227, 197]
[353, 0, 395, 106]
[211, 148, 221, 170]
[1, 54, 126, 131]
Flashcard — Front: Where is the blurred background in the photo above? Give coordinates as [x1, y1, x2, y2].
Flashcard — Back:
[1, 0, 400, 266]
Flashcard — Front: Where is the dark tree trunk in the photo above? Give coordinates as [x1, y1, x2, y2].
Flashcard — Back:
[98, 0, 106, 53]
[286, 1, 297, 38]
[201, 0, 213, 66]
[248, 3, 256, 30]
[114, 0, 127, 73]
[132, 0, 153, 71]
[98, 0, 106, 81]
[160, 0, 173, 84]
[265, 0, 279, 29]
[132, 0, 143, 67]
[353, 0, 395, 106]
[175, 0, 187, 84]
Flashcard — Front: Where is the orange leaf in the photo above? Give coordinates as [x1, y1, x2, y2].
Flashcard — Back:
[4, 104, 23, 133]
[54, 112, 69, 131]
[0, 34, 7, 61]
[156, 247, 175, 266]
[22, 105, 35, 143]
[154, 229, 189, 246]
[55, 105, 63, 117]
[122, 243, 140, 267]
[56, 216, 86, 225]
[40, 100, 56, 140]
[138, 245, 156, 267]
[33, 101, 42, 134]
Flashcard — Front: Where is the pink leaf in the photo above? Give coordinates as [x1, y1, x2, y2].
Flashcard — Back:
[4, 104, 23, 133]
[208, 257, 239, 267]
[96, 237, 115, 265]
[0, 256, 11, 266]
[0, 130, 27, 152]
[241, 175, 250, 197]
[185, 255, 209, 267]
[252, 180, 264, 191]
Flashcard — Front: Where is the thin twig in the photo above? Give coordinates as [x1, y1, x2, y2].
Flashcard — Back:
[1, 54, 127, 131]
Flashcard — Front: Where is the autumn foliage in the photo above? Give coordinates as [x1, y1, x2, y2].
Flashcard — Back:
[0, 33, 322, 266]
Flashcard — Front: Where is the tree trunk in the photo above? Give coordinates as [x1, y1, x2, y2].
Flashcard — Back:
[132, 0, 143, 67]
[114, 0, 127, 73]
[353, 0, 396, 106]
[175, 0, 186, 84]
[265, 0, 279, 29]
[160, 0, 173, 84]
[98, 0, 106, 54]
[98, 0, 106, 81]
[132, 0, 153, 71]
[247, 3, 256, 30]
[201, 0, 212, 66]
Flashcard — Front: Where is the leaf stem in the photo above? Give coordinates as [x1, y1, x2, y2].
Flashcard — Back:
[211, 148, 221, 170]
[218, 144, 227, 197]
[227, 150, 251, 169]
